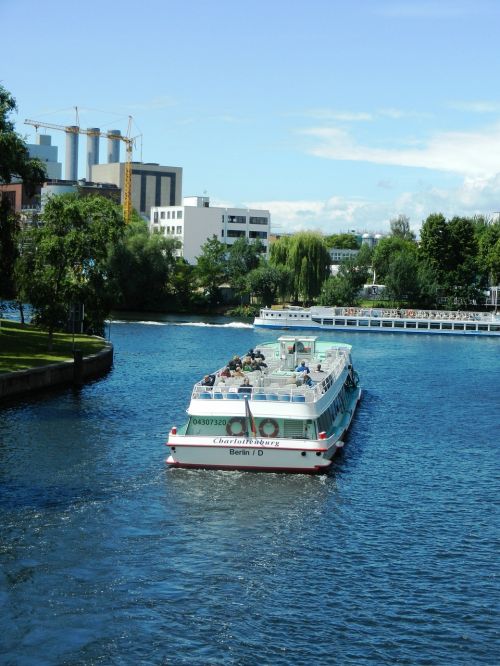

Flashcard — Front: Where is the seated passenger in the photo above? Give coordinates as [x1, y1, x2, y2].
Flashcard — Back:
[254, 349, 265, 360]
[301, 373, 313, 387]
[232, 365, 245, 378]
[238, 377, 253, 394]
[228, 355, 241, 371]
[201, 374, 215, 387]
[242, 356, 253, 371]
[316, 363, 325, 372]
[295, 360, 310, 373]
[220, 366, 231, 377]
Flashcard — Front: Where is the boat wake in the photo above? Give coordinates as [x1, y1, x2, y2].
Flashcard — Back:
[108, 320, 253, 329]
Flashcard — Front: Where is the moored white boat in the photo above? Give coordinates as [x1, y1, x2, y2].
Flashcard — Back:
[166, 335, 361, 473]
[254, 306, 500, 336]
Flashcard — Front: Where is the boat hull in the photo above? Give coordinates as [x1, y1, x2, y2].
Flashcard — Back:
[167, 387, 361, 473]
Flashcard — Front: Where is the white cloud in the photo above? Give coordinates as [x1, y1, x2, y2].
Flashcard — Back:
[301, 123, 500, 177]
[448, 100, 500, 113]
[245, 174, 500, 235]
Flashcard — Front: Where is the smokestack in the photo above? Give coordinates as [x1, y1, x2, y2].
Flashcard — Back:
[107, 130, 121, 163]
[86, 128, 100, 181]
[65, 126, 79, 180]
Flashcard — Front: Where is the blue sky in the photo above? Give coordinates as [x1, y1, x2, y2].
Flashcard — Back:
[3, 0, 500, 235]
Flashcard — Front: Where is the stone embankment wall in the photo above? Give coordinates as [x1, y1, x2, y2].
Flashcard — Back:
[0, 343, 113, 402]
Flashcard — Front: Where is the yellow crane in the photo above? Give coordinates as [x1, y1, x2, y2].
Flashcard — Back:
[24, 117, 136, 223]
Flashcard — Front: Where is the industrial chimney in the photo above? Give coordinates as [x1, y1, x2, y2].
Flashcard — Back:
[107, 130, 121, 163]
[65, 126, 79, 180]
[86, 128, 100, 181]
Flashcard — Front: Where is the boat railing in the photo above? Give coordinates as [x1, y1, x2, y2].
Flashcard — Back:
[326, 307, 494, 321]
[192, 350, 348, 403]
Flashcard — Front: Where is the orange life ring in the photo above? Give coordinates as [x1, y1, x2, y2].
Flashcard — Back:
[226, 417, 246, 436]
[258, 418, 279, 438]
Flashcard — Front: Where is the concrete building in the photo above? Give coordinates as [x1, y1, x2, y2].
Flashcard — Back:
[90, 162, 182, 218]
[27, 134, 62, 180]
[149, 196, 271, 264]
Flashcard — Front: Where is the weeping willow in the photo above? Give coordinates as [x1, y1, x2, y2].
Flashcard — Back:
[270, 232, 330, 304]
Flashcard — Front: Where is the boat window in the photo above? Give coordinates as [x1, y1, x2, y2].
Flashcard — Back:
[418, 322, 428, 329]
[347, 319, 357, 326]
[358, 320, 369, 326]
[370, 320, 381, 327]
[454, 323, 464, 330]
[394, 321, 405, 328]
[335, 319, 346, 326]
[405, 321, 416, 328]
[466, 324, 477, 331]
[478, 324, 488, 331]
[442, 323, 452, 330]
[323, 319, 333, 325]
[430, 322, 440, 329]
[382, 320, 393, 327]
[490, 325, 500, 332]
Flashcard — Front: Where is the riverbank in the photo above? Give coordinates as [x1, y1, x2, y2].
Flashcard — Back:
[0, 320, 113, 401]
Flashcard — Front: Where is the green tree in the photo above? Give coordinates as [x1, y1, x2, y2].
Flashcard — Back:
[384, 249, 421, 303]
[270, 232, 330, 304]
[195, 235, 228, 306]
[372, 236, 417, 283]
[476, 218, 500, 284]
[16, 193, 124, 347]
[324, 233, 360, 249]
[0, 85, 46, 297]
[246, 264, 291, 307]
[107, 218, 181, 311]
[390, 214, 415, 240]
[227, 237, 264, 301]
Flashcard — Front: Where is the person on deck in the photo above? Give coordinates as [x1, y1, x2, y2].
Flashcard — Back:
[238, 378, 253, 394]
[295, 360, 310, 373]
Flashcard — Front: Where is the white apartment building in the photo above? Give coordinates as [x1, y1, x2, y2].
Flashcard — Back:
[149, 196, 270, 263]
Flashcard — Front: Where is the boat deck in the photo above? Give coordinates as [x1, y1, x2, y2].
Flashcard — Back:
[191, 337, 352, 404]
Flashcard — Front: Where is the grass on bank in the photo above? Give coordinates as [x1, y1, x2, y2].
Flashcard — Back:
[0, 319, 107, 375]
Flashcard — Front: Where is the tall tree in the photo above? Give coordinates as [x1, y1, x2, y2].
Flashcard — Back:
[107, 218, 181, 311]
[195, 235, 228, 306]
[16, 193, 124, 346]
[372, 236, 417, 283]
[270, 232, 330, 304]
[246, 264, 291, 307]
[0, 85, 46, 297]
[226, 237, 264, 301]
[390, 214, 415, 241]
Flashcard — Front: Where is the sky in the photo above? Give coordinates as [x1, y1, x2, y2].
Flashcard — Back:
[2, 0, 500, 236]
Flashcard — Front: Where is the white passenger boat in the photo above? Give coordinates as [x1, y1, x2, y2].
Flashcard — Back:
[166, 335, 361, 473]
[254, 306, 500, 336]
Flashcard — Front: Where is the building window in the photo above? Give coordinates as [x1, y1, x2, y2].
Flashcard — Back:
[153, 211, 159, 223]
[176, 226, 182, 234]
[249, 216, 267, 225]
[228, 215, 246, 224]
[160, 211, 165, 219]
[177, 210, 182, 219]
[227, 229, 246, 238]
[249, 230, 267, 239]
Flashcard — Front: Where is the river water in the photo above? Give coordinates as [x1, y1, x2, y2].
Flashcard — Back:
[1, 317, 498, 665]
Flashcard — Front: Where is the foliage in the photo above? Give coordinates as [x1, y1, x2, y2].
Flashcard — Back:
[226, 237, 264, 300]
[0, 85, 46, 298]
[225, 304, 259, 318]
[194, 235, 228, 306]
[372, 236, 417, 283]
[320, 251, 370, 307]
[107, 218, 181, 311]
[389, 214, 415, 241]
[324, 233, 360, 249]
[16, 193, 124, 346]
[246, 264, 292, 307]
[270, 232, 330, 304]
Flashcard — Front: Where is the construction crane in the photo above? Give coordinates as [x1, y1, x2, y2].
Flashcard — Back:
[24, 116, 136, 223]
